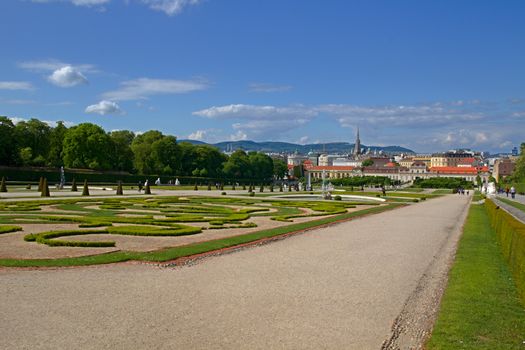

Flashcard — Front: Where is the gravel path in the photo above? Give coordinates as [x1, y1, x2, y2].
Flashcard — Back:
[0, 194, 471, 350]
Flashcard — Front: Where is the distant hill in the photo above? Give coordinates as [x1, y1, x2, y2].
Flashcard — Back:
[179, 140, 414, 154]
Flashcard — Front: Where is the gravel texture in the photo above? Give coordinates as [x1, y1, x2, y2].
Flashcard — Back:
[0, 194, 470, 350]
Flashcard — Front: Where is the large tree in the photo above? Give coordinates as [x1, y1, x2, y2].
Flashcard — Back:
[109, 130, 135, 172]
[47, 121, 68, 167]
[248, 152, 274, 181]
[62, 123, 112, 169]
[223, 150, 251, 180]
[150, 135, 181, 174]
[0, 117, 17, 165]
[131, 130, 164, 174]
[273, 159, 288, 179]
[14, 118, 51, 166]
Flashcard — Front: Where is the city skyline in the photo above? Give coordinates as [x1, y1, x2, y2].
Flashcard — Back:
[1, 0, 524, 153]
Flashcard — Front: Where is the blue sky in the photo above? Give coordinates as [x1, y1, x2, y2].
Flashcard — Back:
[1, 0, 524, 153]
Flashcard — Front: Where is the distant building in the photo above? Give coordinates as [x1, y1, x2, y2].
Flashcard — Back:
[493, 158, 516, 182]
[353, 128, 361, 156]
[512, 147, 519, 156]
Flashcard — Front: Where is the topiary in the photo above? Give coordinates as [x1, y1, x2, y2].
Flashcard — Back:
[232, 184, 236, 190]
[38, 177, 43, 192]
[26, 184, 31, 190]
[334, 195, 342, 201]
[221, 192, 227, 195]
[242, 184, 246, 190]
[71, 178, 78, 192]
[279, 183, 283, 192]
[249, 191, 255, 197]
[259, 184, 264, 192]
[116, 181, 123, 195]
[0, 177, 7, 192]
[207, 183, 212, 191]
[270, 185, 274, 192]
[194, 183, 198, 191]
[82, 179, 90, 196]
[41, 178, 50, 197]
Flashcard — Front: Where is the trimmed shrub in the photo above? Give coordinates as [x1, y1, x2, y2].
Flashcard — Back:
[41, 178, 50, 197]
[194, 183, 198, 191]
[242, 184, 246, 190]
[38, 177, 43, 192]
[279, 184, 283, 192]
[249, 191, 255, 197]
[259, 184, 264, 192]
[0, 176, 7, 192]
[334, 195, 342, 201]
[82, 179, 90, 196]
[71, 178, 78, 192]
[270, 185, 274, 192]
[207, 183, 212, 191]
[0, 225, 23, 234]
[32, 229, 115, 247]
[222, 192, 227, 195]
[232, 184, 236, 190]
[107, 225, 201, 236]
[485, 199, 525, 304]
[26, 184, 31, 190]
[116, 181, 123, 195]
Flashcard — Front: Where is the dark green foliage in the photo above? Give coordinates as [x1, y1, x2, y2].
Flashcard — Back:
[328, 175, 392, 187]
[232, 184, 236, 190]
[270, 185, 274, 192]
[38, 177, 43, 192]
[242, 184, 246, 190]
[82, 179, 90, 196]
[207, 183, 211, 191]
[108, 225, 201, 236]
[259, 184, 264, 192]
[71, 178, 77, 192]
[41, 178, 50, 197]
[279, 183, 283, 192]
[26, 184, 31, 190]
[221, 192, 227, 195]
[31, 229, 115, 247]
[194, 183, 198, 191]
[413, 177, 473, 189]
[0, 176, 7, 192]
[116, 181, 123, 195]
[249, 192, 255, 197]
[334, 195, 342, 201]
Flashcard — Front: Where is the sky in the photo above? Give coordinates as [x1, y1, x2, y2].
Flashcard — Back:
[1, 0, 524, 153]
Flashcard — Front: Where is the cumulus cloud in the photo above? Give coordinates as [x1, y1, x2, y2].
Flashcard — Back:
[249, 83, 292, 93]
[188, 129, 206, 141]
[229, 130, 248, 141]
[102, 78, 208, 101]
[193, 104, 316, 120]
[85, 100, 123, 115]
[0, 81, 34, 90]
[48, 66, 88, 87]
[141, 0, 201, 16]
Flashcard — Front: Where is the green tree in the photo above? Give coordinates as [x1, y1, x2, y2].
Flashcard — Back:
[14, 118, 52, 165]
[47, 121, 68, 167]
[0, 117, 18, 165]
[248, 152, 274, 181]
[109, 130, 135, 172]
[512, 142, 525, 181]
[62, 123, 112, 169]
[273, 159, 288, 179]
[223, 150, 251, 179]
[131, 130, 164, 174]
[362, 159, 374, 167]
[150, 135, 181, 174]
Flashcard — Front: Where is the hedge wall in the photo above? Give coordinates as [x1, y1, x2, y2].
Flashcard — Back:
[485, 199, 525, 304]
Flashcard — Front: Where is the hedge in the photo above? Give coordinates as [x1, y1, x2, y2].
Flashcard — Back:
[485, 199, 525, 304]
[0, 225, 23, 234]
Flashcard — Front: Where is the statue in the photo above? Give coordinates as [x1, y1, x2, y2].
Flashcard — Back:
[59, 166, 65, 190]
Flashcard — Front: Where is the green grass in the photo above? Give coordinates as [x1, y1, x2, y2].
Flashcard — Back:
[427, 204, 525, 349]
[0, 203, 402, 267]
[432, 189, 453, 195]
[498, 197, 525, 213]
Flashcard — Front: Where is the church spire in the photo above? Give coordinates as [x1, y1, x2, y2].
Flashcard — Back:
[353, 127, 361, 156]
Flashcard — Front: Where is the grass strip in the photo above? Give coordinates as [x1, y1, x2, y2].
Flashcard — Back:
[0, 203, 401, 267]
[497, 197, 525, 213]
[426, 204, 525, 349]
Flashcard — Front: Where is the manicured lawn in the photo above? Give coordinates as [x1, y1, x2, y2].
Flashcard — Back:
[498, 197, 525, 213]
[427, 204, 525, 349]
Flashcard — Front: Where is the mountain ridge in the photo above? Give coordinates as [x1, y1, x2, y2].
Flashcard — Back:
[179, 140, 414, 154]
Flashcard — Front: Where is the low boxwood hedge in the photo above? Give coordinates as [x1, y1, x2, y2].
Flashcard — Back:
[0, 225, 23, 234]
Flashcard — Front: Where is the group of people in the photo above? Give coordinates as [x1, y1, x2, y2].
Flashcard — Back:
[503, 186, 517, 199]
[456, 188, 469, 195]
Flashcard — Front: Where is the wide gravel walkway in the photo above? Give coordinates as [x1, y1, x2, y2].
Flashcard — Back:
[0, 194, 471, 350]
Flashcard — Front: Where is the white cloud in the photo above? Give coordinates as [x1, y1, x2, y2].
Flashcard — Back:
[0, 81, 34, 90]
[103, 78, 208, 101]
[9, 117, 75, 127]
[31, 0, 110, 6]
[85, 100, 123, 115]
[19, 59, 96, 73]
[249, 83, 292, 93]
[48, 66, 88, 87]
[188, 129, 206, 141]
[229, 130, 248, 141]
[193, 104, 315, 120]
[298, 136, 309, 144]
[141, 0, 201, 16]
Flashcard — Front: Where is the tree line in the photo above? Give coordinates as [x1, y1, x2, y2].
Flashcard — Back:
[0, 117, 288, 181]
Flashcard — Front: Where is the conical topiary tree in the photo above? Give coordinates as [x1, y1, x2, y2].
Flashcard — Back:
[41, 178, 50, 197]
[248, 185, 252, 193]
[232, 184, 236, 190]
[194, 182, 198, 191]
[220, 183, 224, 190]
[259, 184, 264, 192]
[38, 177, 43, 192]
[288, 184, 292, 192]
[71, 178, 78, 192]
[116, 181, 123, 195]
[0, 177, 7, 192]
[144, 182, 151, 194]
[207, 183, 212, 191]
[279, 183, 283, 192]
[270, 184, 274, 192]
[242, 184, 246, 190]
[82, 179, 90, 196]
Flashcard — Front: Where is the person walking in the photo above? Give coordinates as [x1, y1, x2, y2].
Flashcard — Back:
[506, 186, 510, 197]
[138, 181, 143, 192]
[510, 186, 516, 199]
